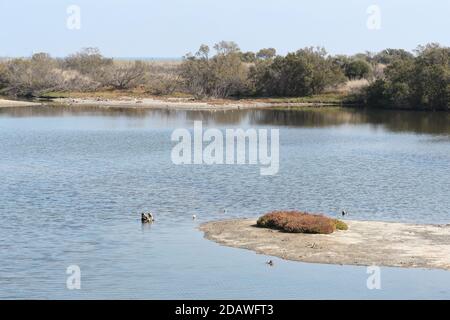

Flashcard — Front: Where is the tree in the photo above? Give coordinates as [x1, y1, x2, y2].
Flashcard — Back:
[240, 51, 256, 63]
[256, 48, 276, 60]
[409, 44, 449, 108]
[364, 79, 389, 107]
[213, 41, 240, 55]
[374, 49, 414, 64]
[2, 53, 64, 97]
[344, 59, 372, 79]
[180, 42, 249, 98]
[353, 51, 376, 64]
[104, 61, 147, 89]
[251, 47, 346, 96]
[63, 47, 113, 84]
[180, 45, 214, 98]
[0, 61, 9, 90]
[364, 43, 449, 110]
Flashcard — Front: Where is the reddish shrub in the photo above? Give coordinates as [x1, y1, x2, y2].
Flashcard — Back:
[257, 211, 345, 234]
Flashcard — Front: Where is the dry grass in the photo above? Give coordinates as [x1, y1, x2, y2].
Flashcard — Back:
[257, 211, 348, 234]
[336, 79, 370, 94]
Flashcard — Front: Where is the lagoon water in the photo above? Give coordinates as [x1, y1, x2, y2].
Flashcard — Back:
[0, 106, 450, 299]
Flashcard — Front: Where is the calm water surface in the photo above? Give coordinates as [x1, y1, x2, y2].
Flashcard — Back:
[0, 106, 449, 299]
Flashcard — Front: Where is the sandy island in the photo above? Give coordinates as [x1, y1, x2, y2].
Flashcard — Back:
[0, 99, 41, 108]
[200, 219, 450, 271]
[54, 97, 337, 110]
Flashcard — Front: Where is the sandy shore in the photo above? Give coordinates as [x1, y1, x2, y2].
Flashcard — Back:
[200, 219, 450, 271]
[0, 99, 41, 108]
[54, 97, 337, 110]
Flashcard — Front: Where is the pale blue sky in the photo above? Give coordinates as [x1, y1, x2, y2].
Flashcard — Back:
[0, 0, 449, 57]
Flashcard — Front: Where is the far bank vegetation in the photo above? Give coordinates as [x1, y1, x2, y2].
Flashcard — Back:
[0, 42, 448, 110]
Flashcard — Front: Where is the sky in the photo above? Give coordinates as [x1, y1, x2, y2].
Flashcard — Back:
[0, 0, 449, 58]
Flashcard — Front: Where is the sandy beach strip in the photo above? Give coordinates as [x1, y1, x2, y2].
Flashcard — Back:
[200, 219, 450, 271]
[54, 97, 337, 110]
[0, 99, 41, 108]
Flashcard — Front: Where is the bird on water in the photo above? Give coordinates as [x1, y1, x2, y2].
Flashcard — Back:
[141, 212, 155, 223]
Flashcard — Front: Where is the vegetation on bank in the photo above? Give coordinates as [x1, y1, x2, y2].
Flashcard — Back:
[0, 42, 448, 110]
[257, 211, 348, 234]
[361, 45, 450, 110]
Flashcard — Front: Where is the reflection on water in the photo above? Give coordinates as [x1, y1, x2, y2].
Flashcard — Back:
[1, 105, 450, 135]
[0, 105, 450, 299]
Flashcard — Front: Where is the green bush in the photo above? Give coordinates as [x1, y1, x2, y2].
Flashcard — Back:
[333, 219, 348, 230]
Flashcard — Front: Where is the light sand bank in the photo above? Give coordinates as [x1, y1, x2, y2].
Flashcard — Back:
[54, 97, 337, 110]
[200, 219, 450, 270]
[0, 99, 41, 108]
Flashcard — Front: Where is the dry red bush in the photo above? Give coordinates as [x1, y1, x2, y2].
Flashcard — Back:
[257, 211, 345, 234]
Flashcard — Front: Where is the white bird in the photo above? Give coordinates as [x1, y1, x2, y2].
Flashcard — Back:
[192, 214, 197, 220]
[266, 260, 274, 266]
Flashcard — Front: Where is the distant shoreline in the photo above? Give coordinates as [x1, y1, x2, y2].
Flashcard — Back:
[200, 219, 450, 271]
[1, 95, 448, 112]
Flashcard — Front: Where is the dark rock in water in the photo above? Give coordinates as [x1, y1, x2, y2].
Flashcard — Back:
[141, 212, 154, 223]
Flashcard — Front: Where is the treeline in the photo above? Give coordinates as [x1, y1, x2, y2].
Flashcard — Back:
[0, 42, 448, 110]
[0, 48, 180, 97]
[181, 42, 354, 98]
[362, 44, 449, 110]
